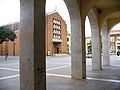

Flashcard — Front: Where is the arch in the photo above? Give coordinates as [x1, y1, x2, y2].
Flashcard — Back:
[108, 17, 120, 31]
[78, 0, 101, 20]
[88, 8, 102, 70]
[101, 12, 120, 66]
[100, 10, 120, 28]
[64, 0, 86, 79]
[88, 9, 99, 29]
[110, 22, 120, 31]
[64, 0, 80, 21]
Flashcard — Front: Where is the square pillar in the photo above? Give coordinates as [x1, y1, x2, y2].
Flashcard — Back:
[91, 24, 102, 70]
[102, 22, 110, 65]
[20, 0, 46, 90]
[71, 19, 86, 79]
[88, 9, 102, 71]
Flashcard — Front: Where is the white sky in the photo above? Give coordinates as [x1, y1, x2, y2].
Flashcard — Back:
[112, 23, 120, 30]
[0, 0, 120, 37]
[85, 17, 91, 37]
[0, 0, 20, 26]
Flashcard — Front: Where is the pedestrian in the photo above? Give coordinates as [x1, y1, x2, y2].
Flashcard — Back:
[5, 52, 8, 61]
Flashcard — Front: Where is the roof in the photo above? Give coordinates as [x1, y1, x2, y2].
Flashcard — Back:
[110, 30, 120, 35]
[47, 11, 65, 23]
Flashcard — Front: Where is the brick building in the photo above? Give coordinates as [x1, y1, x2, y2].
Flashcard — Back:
[46, 12, 67, 55]
[0, 12, 67, 56]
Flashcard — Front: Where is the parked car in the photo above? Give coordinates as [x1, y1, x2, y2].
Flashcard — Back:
[117, 49, 120, 56]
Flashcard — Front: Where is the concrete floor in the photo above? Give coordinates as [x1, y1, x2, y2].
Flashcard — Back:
[47, 76, 120, 90]
[47, 65, 120, 90]
[0, 55, 120, 90]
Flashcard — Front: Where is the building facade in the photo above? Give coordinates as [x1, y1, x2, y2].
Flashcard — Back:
[85, 37, 92, 54]
[85, 30, 120, 55]
[110, 30, 120, 54]
[46, 12, 67, 55]
[0, 12, 67, 56]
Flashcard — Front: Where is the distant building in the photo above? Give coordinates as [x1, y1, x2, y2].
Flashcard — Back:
[85, 30, 120, 54]
[110, 30, 120, 54]
[67, 33, 71, 54]
[85, 37, 92, 54]
[46, 12, 67, 55]
[0, 12, 68, 56]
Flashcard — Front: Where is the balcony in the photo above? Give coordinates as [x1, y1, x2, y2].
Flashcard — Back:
[53, 38, 62, 42]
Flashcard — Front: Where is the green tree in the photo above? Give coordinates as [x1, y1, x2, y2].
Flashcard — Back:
[0, 25, 16, 44]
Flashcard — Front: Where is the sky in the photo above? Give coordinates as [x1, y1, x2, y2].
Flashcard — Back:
[0, 0, 20, 26]
[0, 0, 120, 37]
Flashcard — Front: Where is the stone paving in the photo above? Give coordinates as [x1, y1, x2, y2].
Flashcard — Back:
[0, 55, 120, 90]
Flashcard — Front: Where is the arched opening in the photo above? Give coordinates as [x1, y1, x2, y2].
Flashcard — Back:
[85, 16, 93, 74]
[109, 23, 120, 66]
[88, 9, 102, 70]
[101, 10, 120, 66]
[45, 0, 72, 85]
[46, 0, 86, 82]
[85, 16, 92, 56]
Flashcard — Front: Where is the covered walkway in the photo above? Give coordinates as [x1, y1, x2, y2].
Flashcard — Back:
[17, 0, 120, 89]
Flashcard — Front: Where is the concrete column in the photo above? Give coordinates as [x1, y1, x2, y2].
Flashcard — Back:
[69, 4, 86, 79]
[71, 20, 86, 79]
[102, 22, 110, 65]
[64, 0, 86, 79]
[88, 9, 102, 70]
[20, 0, 46, 90]
[91, 27, 102, 70]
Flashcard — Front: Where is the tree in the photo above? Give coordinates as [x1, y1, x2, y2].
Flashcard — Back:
[0, 25, 16, 44]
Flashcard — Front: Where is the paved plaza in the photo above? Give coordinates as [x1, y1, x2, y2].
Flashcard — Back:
[0, 55, 120, 90]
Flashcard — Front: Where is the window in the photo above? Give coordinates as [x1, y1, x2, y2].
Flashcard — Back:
[67, 38, 69, 41]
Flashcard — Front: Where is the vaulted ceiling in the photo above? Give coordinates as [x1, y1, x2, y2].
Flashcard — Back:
[94, 0, 120, 9]
[94, 0, 120, 19]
